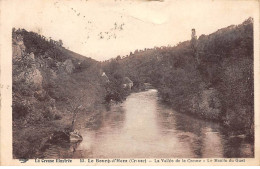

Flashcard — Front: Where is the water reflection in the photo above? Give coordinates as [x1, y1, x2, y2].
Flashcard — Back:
[39, 89, 253, 158]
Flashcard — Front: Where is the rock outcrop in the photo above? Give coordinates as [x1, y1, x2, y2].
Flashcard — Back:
[13, 35, 43, 91]
[63, 59, 75, 74]
[12, 34, 26, 61]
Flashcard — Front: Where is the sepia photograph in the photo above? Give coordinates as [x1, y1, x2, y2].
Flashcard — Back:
[0, 0, 260, 166]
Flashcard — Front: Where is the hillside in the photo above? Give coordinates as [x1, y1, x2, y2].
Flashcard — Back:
[12, 29, 107, 158]
[103, 18, 254, 139]
[12, 17, 254, 158]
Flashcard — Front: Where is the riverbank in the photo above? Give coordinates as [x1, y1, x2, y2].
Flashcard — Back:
[12, 29, 108, 158]
[37, 89, 254, 158]
[13, 100, 108, 158]
[112, 18, 254, 140]
[12, 18, 254, 158]
[13, 115, 72, 158]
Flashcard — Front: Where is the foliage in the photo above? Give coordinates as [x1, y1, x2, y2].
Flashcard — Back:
[113, 18, 254, 135]
[102, 59, 129, 103]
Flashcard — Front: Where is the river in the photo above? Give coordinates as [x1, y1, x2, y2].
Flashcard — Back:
[38, 89, 254, 158]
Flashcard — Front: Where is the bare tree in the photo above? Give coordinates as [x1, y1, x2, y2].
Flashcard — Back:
[66, 95, 85, 131]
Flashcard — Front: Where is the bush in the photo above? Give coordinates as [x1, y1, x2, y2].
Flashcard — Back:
[12, 102, 31, 119]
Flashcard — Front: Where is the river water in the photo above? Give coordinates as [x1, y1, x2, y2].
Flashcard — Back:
[38, 89, 254, 158]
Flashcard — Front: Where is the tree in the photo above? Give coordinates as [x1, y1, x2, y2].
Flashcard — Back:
[59, 39, 63, 47]
[116, 55, 121, 61]
[66, 95, 85, 131]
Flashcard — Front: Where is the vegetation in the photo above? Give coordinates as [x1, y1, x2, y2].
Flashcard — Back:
[113, 18, 254, 138]
[12, 28, 105, 158]
[12, 17, 254, 158]
[102, 59, 129, 103]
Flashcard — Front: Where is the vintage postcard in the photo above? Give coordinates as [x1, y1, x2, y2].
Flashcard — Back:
[0, 0, 259, 166]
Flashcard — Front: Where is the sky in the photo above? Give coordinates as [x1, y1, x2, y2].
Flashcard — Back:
[8, 0, 258, 61]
